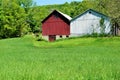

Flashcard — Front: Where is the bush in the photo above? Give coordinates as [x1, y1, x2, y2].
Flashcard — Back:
[34, 33, 47, 41]
[69, 33, 111, 39]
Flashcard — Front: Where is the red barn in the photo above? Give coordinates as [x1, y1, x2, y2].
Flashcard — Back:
[42, 10, 72, 42]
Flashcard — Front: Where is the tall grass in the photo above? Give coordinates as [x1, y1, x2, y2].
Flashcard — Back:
[0, 35, 120, 80]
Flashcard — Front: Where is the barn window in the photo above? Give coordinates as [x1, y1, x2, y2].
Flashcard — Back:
[89, 11, 91, 14]
[60, 35, 62, 38]
[66, 35, 69, 38]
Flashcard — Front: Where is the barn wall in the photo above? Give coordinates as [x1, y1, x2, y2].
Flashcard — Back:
[42, 36, 49, 41]
[56, 35, 68, 39]
[118, 29, 120, 36]
[70, 11, 111, 37]
[42, 35, 68, 41]
[42, 15, 70, 36]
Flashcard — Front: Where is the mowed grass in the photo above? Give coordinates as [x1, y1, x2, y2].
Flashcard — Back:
[0, 35, 120, 80]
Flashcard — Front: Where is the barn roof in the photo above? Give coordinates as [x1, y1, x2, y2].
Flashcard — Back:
[42, 10, 72, 23]
[57, 10, 72, 20]
[71, 9, 110, 22]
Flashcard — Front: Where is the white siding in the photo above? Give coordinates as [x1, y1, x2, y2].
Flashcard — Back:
[42, 36, 49, 41]
[70, 11, 111, 37]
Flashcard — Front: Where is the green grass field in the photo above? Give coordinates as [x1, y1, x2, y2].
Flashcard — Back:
[0, 35, 120, 80]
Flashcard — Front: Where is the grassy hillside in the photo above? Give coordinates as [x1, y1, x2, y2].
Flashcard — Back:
[0, 36, 120, 80]
[34, 37, 120, 48]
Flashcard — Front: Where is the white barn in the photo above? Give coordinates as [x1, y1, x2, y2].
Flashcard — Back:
[70, 9, 111, 37]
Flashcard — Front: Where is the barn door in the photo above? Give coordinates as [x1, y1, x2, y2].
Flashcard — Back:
[49, 35, 56, 42]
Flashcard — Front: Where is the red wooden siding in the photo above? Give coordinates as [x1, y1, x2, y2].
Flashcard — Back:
[42, 12, 70, 36]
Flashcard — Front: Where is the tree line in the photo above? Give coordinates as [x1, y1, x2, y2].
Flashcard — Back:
[0, 0, 119, 39]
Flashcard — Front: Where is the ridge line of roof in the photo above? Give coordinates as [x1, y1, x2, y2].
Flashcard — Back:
[71, 9, 110, 22]
[55, 10, 72, 20]
[41, 10, 72, 23]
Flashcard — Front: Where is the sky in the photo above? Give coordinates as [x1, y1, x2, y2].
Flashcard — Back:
[34, 0, 83, 6]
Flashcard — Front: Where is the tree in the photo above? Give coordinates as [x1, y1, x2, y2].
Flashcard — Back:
[100, 18, 106, 34]
[107, 0, 120, 27]
[0, 0, 30, 38]
[21, 0, 37, 32]
[96, 0, 120, 35]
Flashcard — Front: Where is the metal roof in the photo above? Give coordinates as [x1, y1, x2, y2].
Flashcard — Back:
[57, 10, 72, 20]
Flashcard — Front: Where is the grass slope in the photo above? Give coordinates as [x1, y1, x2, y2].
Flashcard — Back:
[34, 37, 120, 48]
[0, 36, 120, 80]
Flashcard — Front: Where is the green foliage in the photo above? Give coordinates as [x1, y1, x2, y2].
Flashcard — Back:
[100, 18, 106, 34]
[34, 33, 45, 41]
[0, 35, 120, 79]
[0, 0, 31, 38]
[95, 0, 120, 28]
[0, 0, 119, 39]
[34, 36, 116, 48]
